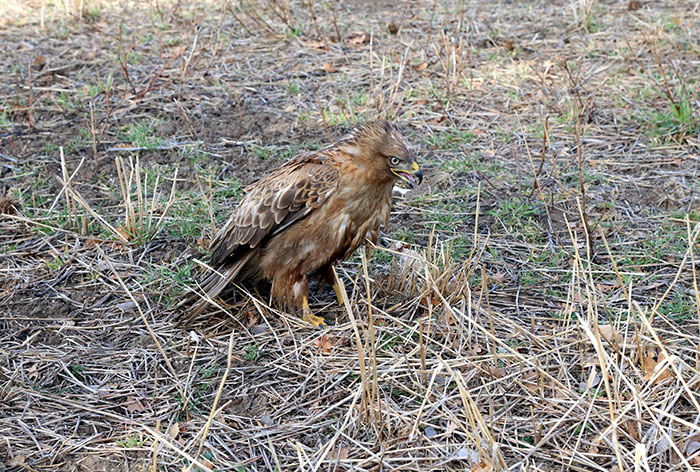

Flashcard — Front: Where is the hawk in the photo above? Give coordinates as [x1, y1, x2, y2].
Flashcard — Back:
[187, 119, 422, 326]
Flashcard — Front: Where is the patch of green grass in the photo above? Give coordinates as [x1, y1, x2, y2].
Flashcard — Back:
[251, 144, 296, 161]
[519, 268, 547, 287]
[637, 86, 698, 144]
[55, 91, 77, 111]
[116, 434, 146, 448]
[322, 110, 367, 127]
[179, 143, 207, 164]
[46, 254, 68, 271]
[487, 197, 543, 243]
[393, 228, 416, 243]
[67, 364, 84, 381]
[440, 153, 473, 173]
[286, 25, 303, 38]
[165, 177, 242, 241]
[379, 333, 403, 351]
[199, 363, 217, 379]
[572, 421, 595, 435]
[426, 128, 474, 151]
[119, 120, 163, 150]
[426, 200, 467, 232]
[439, 152, 506, 183]
[0, 106, 12, 127]
[140, 261, 197, 303]
[244, 344, 260, 362]
[336, 91, 370, 109]
[288, 80, 301, 95]
[657, 293, 696, 321]
[370, 248, 394, 267]
[43, 142, 58, 154]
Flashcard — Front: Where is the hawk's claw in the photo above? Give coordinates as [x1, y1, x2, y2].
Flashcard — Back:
[302, 295, 331, 328]
[302, 312, 330, 328]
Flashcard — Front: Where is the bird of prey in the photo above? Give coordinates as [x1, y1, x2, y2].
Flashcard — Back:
[187, 119, 422, 326]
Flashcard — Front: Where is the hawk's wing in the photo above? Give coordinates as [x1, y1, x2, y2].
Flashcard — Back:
[210, 154, 339, 266]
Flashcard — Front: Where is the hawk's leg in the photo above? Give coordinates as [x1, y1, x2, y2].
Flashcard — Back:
[322, 265, 345, 306]
[301, 295, 329, 327]
[294, 274, 330, 327]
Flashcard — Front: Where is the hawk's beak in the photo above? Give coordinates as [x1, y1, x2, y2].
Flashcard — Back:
[391, 161, 423, 189]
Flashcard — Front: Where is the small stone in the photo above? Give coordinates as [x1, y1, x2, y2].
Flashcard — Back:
[251, 325, 269, 335]
[455, 447, 478, 461]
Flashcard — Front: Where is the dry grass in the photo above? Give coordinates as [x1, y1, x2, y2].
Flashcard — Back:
[1, 0, 700, 471]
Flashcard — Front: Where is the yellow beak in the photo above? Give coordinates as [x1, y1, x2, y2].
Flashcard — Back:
[391, 161, 423, 189]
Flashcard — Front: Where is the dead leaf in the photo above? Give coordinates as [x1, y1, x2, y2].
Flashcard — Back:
[596, 283, 615, 293]
[124, 395, 146, 413]
[465, 342, 483, 356]
[686, 434, 700, 464]
[621, 420, 640, 441]
[597, 324, 619, 343]
[471, 461, 494, 472]
[245, 309, 259, 328]
[334, 444, 350, 460]
[315, 334, 334, 355]
[446, 420, 461, 434]
[627, 0, 642, 10]
[167, 422, 180, 439]
[483, 366, 506, 379]
[346, 31, 369, 45]
[9, 455, 26, 466]
[521, 370, 539, 393]
[641, 347, 673, 384]
[214, 412, 227, 426]
[33, 54, 46, 68]
[412, 62, 428, 72]
[427, 115, 446, 126]
[116, 225, 132, 242]
[322, 62, 337, 73]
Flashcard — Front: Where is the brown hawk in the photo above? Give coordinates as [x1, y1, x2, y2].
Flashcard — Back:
[187, 119, 422, 326]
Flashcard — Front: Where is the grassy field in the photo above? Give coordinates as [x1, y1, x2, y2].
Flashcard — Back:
[1, 0, 700, 470]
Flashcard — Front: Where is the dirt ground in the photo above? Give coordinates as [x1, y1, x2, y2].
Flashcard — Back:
[1, 0, 700, 471]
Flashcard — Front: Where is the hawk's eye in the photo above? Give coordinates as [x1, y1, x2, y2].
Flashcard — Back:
[389, 157, 401, 166]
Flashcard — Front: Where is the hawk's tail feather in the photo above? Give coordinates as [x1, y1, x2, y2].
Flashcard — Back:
[178, 250, 255, 323]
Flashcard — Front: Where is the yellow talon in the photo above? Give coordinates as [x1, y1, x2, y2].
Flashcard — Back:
[302, 296, 329, 327]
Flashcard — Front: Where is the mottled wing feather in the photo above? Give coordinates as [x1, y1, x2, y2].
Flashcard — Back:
[210, 156, 338, 266]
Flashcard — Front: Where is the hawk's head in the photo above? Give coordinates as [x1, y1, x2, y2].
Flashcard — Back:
[350, 119, 423, 189]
